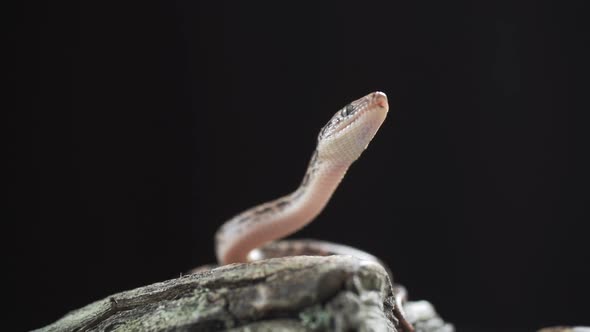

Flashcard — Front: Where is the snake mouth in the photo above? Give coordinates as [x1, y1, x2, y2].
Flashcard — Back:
[328, 92, 388, 137]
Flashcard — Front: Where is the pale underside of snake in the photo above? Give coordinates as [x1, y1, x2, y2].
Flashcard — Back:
[213, 92, 413, 331]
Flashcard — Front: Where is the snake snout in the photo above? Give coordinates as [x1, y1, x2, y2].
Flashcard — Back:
[372, 91, 388, 109]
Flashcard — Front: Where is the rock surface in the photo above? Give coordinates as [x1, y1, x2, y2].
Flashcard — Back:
[35, 256, 453, 332]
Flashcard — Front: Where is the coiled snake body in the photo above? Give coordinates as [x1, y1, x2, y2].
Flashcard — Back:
[214, 92, 413, 331]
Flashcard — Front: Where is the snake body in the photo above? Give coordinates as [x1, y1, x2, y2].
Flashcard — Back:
[215, 92, 389, 264]
[214, 92, 413, 331]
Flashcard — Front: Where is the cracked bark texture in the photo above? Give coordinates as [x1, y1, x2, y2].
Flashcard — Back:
[34, 256, 453, 332]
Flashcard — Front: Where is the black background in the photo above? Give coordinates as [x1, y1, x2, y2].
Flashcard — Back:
[14, 1, 589, 331]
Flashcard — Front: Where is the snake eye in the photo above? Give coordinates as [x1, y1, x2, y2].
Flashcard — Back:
[342, 104, 355, 117]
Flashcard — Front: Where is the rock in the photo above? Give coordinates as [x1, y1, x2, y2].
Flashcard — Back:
[34, 255, 453, 332]
[404, 301, 454, 332]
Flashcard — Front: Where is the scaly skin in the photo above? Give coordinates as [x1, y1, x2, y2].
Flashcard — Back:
[215, 92, 389, 264]
[214, 92, 413, 331]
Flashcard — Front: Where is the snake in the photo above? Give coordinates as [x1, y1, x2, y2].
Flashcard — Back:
[213, 92, 413, 331]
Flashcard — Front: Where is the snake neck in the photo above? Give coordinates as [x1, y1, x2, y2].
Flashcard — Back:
[215, 150, 349, 265]
[287, 153, 349, 226]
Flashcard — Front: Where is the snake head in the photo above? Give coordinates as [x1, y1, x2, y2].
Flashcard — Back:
[317, 92, 389, 165]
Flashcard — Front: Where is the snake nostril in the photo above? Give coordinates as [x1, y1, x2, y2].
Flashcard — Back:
[373, 91, 388, 108]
